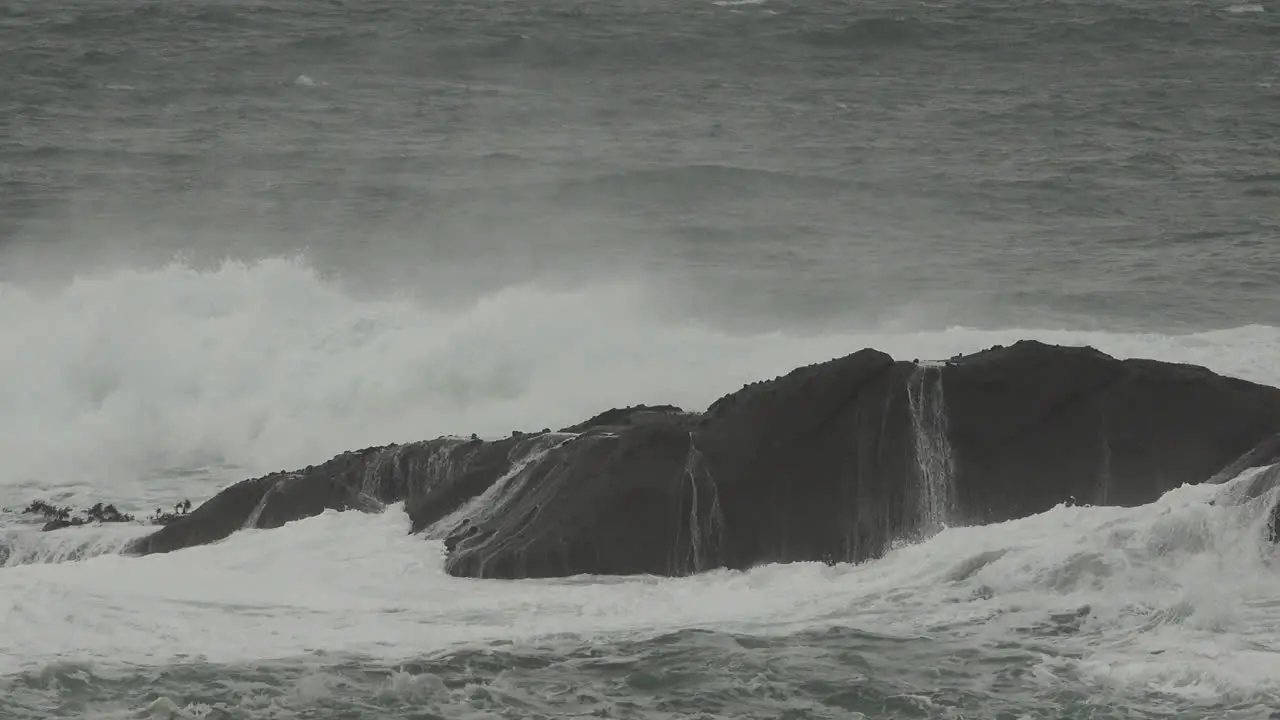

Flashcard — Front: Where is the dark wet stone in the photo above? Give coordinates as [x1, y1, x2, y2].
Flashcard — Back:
[120, 341, 1280, 578]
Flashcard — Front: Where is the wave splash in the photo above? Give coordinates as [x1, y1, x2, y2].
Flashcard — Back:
[1, 254, 1278, 510]
[0, 524, 147, 567]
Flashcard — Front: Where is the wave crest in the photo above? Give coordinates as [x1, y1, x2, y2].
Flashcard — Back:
[1, 256, 1277, 508]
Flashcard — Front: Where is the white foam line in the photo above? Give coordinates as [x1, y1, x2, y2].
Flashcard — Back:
[0, 472, 1275, 704]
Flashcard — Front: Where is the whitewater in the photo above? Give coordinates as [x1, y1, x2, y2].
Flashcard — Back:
[4, 0, 1280, 714]
[4, 257, 1278, 510]
[2, 259, 1280, 718]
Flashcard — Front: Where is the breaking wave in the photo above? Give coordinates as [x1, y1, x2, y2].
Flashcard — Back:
[1, 255, 1277, 510]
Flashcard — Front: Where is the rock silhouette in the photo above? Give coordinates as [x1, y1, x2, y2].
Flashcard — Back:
[20, 499, 194, 531]
[123, 341, 1280, 578]
[22, 500, 136, 531]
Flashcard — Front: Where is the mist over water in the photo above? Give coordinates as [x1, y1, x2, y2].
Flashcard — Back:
[3, 0, 1280, 716]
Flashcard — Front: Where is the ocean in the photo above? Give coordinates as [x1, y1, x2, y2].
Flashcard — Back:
[2, 0, 1279, 716]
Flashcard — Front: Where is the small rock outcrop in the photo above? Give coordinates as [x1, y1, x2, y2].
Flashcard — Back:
[22, 500, 136, 531]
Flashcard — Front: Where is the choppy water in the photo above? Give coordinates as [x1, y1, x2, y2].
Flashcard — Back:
[3, 0, 1280, 716]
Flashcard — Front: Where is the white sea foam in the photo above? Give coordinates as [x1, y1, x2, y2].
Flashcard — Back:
[1, 256, 1276, 508]
[0, 524, 149, 568]
[2, 255, 1280, 704]
[1, 472, 1278, 702]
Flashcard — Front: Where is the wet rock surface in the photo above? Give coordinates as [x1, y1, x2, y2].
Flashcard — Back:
[116, 341, 1280, 578]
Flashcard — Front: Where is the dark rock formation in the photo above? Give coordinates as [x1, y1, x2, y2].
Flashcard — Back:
[22, 500, 136, 531]
[127, 432, 579, 555]
[941, 343, 1280, 516]
[557, 404, 687, 433]
[129, 448, 398, 555]
[150, 499, 194, 526]
[122, 341, 1280, 578]
[19, 499, 196, 531]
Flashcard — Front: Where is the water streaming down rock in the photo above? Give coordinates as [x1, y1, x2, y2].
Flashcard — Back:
[906, 361, 956, 538]
[429, 433, 575, 543]
[672, 433, 726, 575]
[242, 481, 281, 530]
[443, 419, 700, 578]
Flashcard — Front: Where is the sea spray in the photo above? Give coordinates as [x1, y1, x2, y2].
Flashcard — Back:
[2, 257, 1278, 515]
[0, 524, 149, 567]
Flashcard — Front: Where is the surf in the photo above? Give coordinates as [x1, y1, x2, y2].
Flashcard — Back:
[2, 466, 1279, 704]
[2, 255, 1278, 509]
